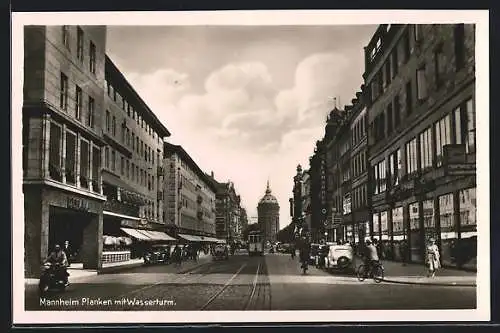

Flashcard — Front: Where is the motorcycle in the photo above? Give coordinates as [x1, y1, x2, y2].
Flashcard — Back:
[38, 262, 68, 294]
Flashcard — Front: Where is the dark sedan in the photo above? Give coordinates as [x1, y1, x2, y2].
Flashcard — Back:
[143, 244, 171, 265]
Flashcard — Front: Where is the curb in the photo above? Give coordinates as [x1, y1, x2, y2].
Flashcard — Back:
[381, 278, 476, 287]
[99, 262, 144, 274]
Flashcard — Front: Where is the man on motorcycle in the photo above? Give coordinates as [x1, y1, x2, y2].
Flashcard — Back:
[363, 239, 380, 276]
[299, 237, 311, 271]
[44, 244, 69, 286]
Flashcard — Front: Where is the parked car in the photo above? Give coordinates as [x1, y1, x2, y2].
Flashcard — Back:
[277, 243, 290, 253]
[143, 244, 170, 265]
[323, 243, 354, 273]
[212, 244, 229, 261]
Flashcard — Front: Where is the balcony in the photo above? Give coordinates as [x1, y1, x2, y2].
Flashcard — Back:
[104, 199, 139, 217]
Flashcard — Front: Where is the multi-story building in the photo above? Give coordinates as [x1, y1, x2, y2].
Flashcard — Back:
[163, 143, 216, 239]
[208, 174, 241, 243]
[364, 24, 476, 269]
[23, 25, 108, 277]
[102, 56, 171, 255]
[348, 93, 371, 247]
[257, 181, 280, 243]
[301, 170, 312, 233]
[309, 139, 328, 242]
[240, 207, 249, 235]
[292, 164, 304, 234]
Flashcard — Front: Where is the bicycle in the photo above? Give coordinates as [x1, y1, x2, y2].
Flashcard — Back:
[356, 261, 384, 283]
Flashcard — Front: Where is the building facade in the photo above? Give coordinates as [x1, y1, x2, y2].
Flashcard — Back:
[23, 25, 108, 277]
[102, 56, 171, 256]
[364, 24, 476, 269]
[257, 181, 280, 243]
[308, 140, 328, 243]
[301, 170, 312, 234]
[163, 143, 216, 239]
[292, 165, 304, 235]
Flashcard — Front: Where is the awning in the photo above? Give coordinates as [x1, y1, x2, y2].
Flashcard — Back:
[120, 227, 151, 241]
[178, 234, 202, 242]
[140, 230, 176, 241]
[199, 236, 219, 243]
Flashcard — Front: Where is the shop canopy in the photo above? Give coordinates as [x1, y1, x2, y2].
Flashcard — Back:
[139, 230, 176, 242]
[120, 227, 151, 241]
[198, 236, 220, 243]
[178, 234, 203, 242]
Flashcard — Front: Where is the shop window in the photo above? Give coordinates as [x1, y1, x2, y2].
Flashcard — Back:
[80, 139, 90, 188]
[423, 199, 436, 240]
[439, 193, 457, 267]
[459, 187, 476, 270]
[372, 212, 380, 239]
[380, 211, 389, 247]
[343, 193, 351, 215]
[435, 113, 452, 166]
[419, 127, 433, 170]
[409, 202, 422, 262]
[49, 122, 62, 181]
[392, 207, 405, 260]
[65, 131, 76, 185]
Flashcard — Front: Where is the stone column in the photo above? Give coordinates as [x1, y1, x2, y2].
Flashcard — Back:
[61, 124, 66, 183]
[76, 133, 81, 187]
[81, 210, 103, 270]
[24, 189, 43, 278]
[89, 142, 93, 192]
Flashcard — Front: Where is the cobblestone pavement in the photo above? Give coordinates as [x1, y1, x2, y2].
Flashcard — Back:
[25, 251, 476, 311]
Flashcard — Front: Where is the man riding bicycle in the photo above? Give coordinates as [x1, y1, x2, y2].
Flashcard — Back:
[363, 239, 380, 276]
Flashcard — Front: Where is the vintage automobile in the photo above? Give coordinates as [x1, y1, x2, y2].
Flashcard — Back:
[212, 244, 229, 261]
[323, 243, 355, 273]
[143, 244, 171, 265]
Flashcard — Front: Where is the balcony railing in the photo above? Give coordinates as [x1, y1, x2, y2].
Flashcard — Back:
[104, 199, 139, 217]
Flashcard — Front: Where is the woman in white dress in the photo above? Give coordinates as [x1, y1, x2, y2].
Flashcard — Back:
[425, 238, 441, 277]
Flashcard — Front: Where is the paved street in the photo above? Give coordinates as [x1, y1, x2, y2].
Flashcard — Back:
[25, 251, 476, 311]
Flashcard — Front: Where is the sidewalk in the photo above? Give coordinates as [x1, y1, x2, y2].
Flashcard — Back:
[353, 257, 477, 287]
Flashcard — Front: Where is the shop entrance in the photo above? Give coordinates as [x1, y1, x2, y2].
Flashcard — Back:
[48, 206, 92, 264]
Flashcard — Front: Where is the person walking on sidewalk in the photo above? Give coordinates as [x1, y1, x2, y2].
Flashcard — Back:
[425, 238, 441, 277]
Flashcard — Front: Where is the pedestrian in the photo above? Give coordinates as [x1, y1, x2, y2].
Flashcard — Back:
[425, 238, 441, 277]
[63, 240, 72, 267]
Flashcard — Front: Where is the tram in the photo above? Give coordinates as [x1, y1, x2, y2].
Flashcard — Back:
[248, 230, 264, 256]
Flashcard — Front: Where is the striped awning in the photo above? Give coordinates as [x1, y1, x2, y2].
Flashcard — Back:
[120, 227, 151, 241]
[140, 230, 176, 241]
[178, 234, 202, 242]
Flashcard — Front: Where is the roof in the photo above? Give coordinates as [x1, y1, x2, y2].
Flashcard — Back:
[258, 180, 279, 206]
[164, 142, 218, 193]
[105, 55, 171, 137]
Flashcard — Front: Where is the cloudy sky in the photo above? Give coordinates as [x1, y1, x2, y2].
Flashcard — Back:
[106, 25, 377, 228]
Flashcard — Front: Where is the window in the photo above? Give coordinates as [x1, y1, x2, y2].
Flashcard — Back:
[111, 150, 116, 172]
[112, 116, 116, 136]
[389, 149, 402, 186]
[126, 160, 130, 179]
[455, 99, 476, 153]
[49, 122, 62, 181]
[423, 199, 436, 235]
[89, 41, 96, 74]
[435, 114, 452, 166]
[105, 111, 110, 132]
[434, 44, 445, 88]
[405, 138, 418, 175]
[136, 137, 139, 153]
[387, 103, 393, 135]
[394, 95, 401, 128]
[122, 98, 126, 111]
[416, 67, 427, 101]
[419, 127, 433, 170]
[343, 193, 351, 215]
[92, 146, 100, 191]
[105, 146, 109, 169]
[75, 85, 82, 119]
[406, 81, 413, 115]
[60, 73, 68, 111]
[409, 202, 420, 230]
[77, 27, 84, 62]
[87, 96, 95, 128]
[121, 156, 124, 175]
[121, 125, 126, 143]
[414, 24, 423, 42]
[132, 133, 135, 150]
[392, 207, 404, 236]
[391, 50, 398, 78]
[373, 159, 386, 194]
[80, 139, 90, 188]
[62, 25, 70, 49]
[454, 24, 465, 71]
[65, 131, 76, 184]
[127, 104, 131, 117]
[126, 128, 130, 146]
[373, 213, 380, 236]
[381, 211, 388, 240]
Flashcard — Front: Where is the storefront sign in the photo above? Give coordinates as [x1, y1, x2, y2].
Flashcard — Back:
[445, 163, 475, 176]
[67, 197, 89, 212]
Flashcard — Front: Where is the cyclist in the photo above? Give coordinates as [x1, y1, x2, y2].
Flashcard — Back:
[363, 239, 380, 277]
